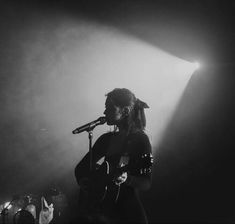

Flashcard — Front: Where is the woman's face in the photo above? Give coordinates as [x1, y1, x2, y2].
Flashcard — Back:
[104, 98, 123, 125]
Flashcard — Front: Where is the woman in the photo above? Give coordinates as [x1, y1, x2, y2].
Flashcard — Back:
[75, 88, 152, 224]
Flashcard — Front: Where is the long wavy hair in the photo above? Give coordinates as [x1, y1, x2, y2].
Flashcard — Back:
[105, 88, 149, 134]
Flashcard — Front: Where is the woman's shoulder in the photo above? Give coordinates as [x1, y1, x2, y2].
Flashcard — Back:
[128, 131, 152, 148]
[129, 130, 150, 141]
[127, 131, 152, 155]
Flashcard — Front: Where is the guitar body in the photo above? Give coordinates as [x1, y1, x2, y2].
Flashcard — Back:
[78, 153, 153, 213]
[78, 161, 111, 213]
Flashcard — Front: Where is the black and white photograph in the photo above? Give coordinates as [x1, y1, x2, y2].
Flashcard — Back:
[0, 0, 234, 223]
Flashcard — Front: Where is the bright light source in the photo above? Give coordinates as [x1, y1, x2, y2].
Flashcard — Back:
[193, 61, 200, 70]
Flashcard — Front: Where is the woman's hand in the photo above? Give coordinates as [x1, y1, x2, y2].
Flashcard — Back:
[114, 172, 127, 185]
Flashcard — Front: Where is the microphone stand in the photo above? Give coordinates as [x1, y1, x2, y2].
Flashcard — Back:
[73, 117, 106, 172]
[88, 129, 93, 172]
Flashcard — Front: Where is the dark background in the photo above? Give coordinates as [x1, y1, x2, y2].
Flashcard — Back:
[0, 0, 235, 223]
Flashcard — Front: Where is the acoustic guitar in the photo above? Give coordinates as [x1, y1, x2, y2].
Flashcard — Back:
[78, 153, 153, 212]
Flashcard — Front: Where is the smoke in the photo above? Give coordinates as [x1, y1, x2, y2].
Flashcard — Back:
[0, 4, 193, 201]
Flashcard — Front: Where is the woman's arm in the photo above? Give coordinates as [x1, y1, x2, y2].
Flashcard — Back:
[124, 132, 153, 191]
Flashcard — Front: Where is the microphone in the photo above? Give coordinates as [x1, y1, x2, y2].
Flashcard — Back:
[72, 116, 106, 134]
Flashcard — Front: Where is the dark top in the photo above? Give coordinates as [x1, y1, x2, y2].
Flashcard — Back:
[75, 131, 152, 224]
